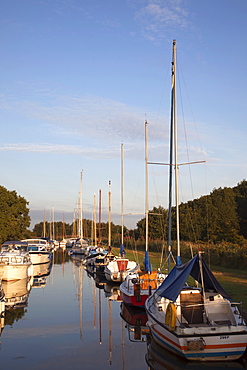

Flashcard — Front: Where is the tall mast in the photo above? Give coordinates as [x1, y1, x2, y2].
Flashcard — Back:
[144, 120, 151, 272]
[173, 40, 181, 265]
[98, 189, 102, 243]
[93, 194, 97, 246]
[145, 120, 149, 253]
[108, 180, 112, 247]
[121, 143, 124, 245]
[52, 205, 55, 240]
[80, 170, 83, 239]
[43, 209, 46, 238]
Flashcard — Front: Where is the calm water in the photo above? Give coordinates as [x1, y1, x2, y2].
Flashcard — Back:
[0, 250, 149, 370]
[1, 250, 247, 370]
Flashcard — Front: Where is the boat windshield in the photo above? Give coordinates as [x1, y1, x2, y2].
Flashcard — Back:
[28, 246, 39, 251]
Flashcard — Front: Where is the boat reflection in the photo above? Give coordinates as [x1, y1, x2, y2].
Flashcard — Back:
[120, 302, 149, 342]
[70, 254, 85, 267]
[2, 277, 32, 310]
[145, 337, 246, 369]
[32, 261, 52, 288]
[104, 283, 122, 302]
[0, 282, 4, 337]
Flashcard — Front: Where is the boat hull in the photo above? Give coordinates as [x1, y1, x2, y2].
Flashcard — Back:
[104, 259, 139, 283]
[0, 264, 32, 281]
[29, 251, 52, 265]
[146, 296, 247, 362]
[120, 289, 149, 307]
[120, 271, 165, 307]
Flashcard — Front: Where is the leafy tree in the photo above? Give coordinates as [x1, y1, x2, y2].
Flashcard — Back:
[207, 187, 240, 243]
[233, 180, 247, 239]
[0, 186, 31, 244]
[136, 206, 168, 241]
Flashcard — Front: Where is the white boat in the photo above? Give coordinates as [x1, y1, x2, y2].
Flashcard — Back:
[22, 238, 53, 265]
[0, 241, 33, 281]
[145, 40, 247, 362]
[104, 255, 139, 283]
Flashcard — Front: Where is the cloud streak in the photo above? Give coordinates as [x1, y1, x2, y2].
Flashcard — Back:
[134, 0, 190, 42]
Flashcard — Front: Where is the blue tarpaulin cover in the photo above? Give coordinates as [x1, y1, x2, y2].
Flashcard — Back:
[120, 244, 126, 256]
[155, 254, 231, 302]
[144, 250, 152, 272]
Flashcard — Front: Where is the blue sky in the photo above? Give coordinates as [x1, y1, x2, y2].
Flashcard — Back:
[1, 0, 247, 232]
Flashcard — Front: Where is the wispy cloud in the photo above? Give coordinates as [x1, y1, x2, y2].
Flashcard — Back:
[1, 91, 168, 144]
[0, 142, 122, 159]
[133, 0, 190, 42]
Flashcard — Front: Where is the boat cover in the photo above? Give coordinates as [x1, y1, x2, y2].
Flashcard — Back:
[120, 244, 126, 256]
[155, 254, 231, 302]
[144, 251, 152, 272]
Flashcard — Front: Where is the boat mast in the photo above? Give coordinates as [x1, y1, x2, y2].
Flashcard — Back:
[168, 39, 181, 267]
[43, 209, 46, 238]
[121, 143, 124, 246]
[108, 180, 112, 247]
[145, 120, 151, 271]
[173, 40, 181, 265]
[98, 189, 102, 244]
[79, 170, 83, 239]
[93, 194, 97, 246]
[145, 120, 149, 254]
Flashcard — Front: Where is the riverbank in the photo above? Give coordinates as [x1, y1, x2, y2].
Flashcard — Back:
[117, 247, 247, 312]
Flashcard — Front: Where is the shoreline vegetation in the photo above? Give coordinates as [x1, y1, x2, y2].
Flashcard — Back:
[116, 245, 247, 315]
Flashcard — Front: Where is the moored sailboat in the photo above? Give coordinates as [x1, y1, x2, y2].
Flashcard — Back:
[145, 40, 247, 362]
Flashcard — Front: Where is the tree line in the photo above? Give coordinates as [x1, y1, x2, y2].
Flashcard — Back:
[1, 180, 247, 261]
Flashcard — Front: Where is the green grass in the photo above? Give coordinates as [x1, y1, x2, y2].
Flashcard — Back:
[114, 247, 247, 312]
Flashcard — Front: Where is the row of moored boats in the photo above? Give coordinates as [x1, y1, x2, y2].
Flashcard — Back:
[0, 238, 54, 319]
[68, 236, 247, 363]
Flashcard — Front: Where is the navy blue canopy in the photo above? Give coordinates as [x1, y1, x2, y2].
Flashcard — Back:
[120, 244, 126, 256]
[156, 254, 231, 302]
[144, 251, 152, 272]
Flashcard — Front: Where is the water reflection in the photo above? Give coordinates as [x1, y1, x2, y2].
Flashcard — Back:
[120, 303, 148, 343]
[146, 338, 246, 369]
[32, 262, 52, 288]
[2, 277, 32, 310]
[0, 250, 246, 369]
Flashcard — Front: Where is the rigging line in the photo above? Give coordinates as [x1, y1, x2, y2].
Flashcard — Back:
[177, 60, 196, 206]
[148, 160, 205, 166]
[177, 56, 209, 247]
[147, 63, 170, 212]
[177, 57, 207, 163]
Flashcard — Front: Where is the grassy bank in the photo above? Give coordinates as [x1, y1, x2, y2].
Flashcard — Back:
[114, 247, 247, 312]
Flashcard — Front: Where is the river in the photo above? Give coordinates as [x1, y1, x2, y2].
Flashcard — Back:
[0, 249, 246, 369]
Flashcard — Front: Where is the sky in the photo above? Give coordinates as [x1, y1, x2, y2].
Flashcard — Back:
[1, 0, 247, 233]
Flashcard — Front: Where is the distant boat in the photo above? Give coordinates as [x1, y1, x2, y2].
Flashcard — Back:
[145, 40, 247, 362]
[0, 241, 33, 281]
[22, 238, 53, 265]
[66, 238, 77, 248]
[69, 237, 89, 256]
